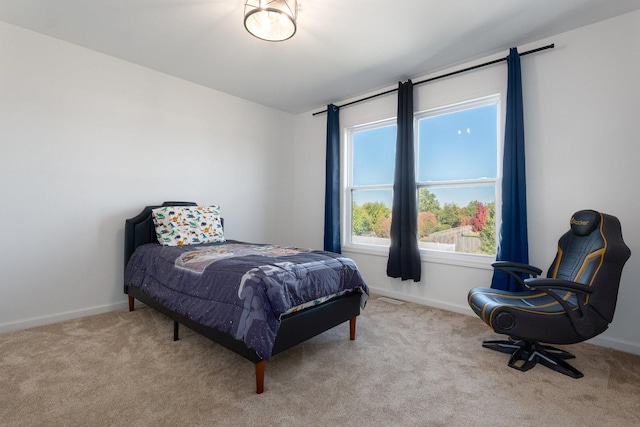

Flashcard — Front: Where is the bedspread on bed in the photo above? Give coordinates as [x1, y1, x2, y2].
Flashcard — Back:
[124, 241, 369, 360]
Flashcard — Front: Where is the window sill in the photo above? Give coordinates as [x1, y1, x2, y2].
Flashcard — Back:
[341, 243, 495, 270]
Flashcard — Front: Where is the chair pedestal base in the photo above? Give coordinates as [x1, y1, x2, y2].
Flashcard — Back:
[482, 339, 584, 379]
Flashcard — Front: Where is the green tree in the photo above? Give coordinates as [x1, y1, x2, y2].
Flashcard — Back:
[352, 202, 371, 235]
[438, 203, 463, 228]
[418, 188, 441, 213]
[352, 201, 391, 237]
[362, 202, 391, 237]
[362, 202, 390, 220]
[479, 202, 496, 254]
[463, 201, 479, 217]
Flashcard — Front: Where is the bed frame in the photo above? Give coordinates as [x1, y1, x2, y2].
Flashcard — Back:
[124, 202, 363, 394]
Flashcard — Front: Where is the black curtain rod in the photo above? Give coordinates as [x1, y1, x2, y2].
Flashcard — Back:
[312, 43, 554, 116]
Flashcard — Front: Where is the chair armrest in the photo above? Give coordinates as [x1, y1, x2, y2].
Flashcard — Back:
[523, 277, 595, 338]
[492, 261, 543, 277]
[491, 261, 543, 289]
[523, 278, 594, 295]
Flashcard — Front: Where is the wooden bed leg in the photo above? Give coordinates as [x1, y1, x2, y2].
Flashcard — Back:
[255, 360, 266, 394]
[350, 317, 357, 340]
[128, 295, 135, 312]
[174, 321, 179, 341]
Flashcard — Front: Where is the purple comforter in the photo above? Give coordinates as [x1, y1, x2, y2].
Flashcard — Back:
[124, 241, 369, 360]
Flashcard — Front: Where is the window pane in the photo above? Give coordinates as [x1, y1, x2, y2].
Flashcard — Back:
[418, 104, 497, 182]
[352, 125, 396, 186]
[418, 184, 496, 255]
[351, 189, 392, 247]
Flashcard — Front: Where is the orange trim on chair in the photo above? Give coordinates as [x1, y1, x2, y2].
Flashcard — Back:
[550, 247, 563, 278]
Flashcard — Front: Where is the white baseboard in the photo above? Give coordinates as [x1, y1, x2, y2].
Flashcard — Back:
[368, 286, 474, 316]
[587, 335, 640, 356]
[0, 301, 129, 334]
[367, 286, 640, 356]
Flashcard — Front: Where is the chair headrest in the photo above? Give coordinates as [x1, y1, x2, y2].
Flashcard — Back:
[570, 210, 600, 236]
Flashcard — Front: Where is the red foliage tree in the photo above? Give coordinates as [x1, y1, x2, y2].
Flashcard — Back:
[471, 203, 488, 232]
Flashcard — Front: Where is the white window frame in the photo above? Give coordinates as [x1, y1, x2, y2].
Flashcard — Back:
[415, 94, 501, 266]
[343, 117, 397, 252]
[342, 95, 502, 269]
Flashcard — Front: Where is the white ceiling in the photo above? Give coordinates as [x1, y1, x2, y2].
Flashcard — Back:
[1, 0, 639, 114]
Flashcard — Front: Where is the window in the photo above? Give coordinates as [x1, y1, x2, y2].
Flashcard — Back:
[416, 96, 498, 255]
[347, 120, 396, 247]
[345, 95, 499, 256]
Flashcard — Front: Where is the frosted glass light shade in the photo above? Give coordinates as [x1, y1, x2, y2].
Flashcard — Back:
[244, 0, 298, 42]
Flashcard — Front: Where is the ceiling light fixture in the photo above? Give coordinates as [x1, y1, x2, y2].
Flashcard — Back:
[244, 0, 298, 42]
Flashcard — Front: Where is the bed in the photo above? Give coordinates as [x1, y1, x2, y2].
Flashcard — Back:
[124, 202, 369, 393]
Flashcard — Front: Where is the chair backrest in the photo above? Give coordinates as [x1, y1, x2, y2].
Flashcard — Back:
[546, 210, 631, 323]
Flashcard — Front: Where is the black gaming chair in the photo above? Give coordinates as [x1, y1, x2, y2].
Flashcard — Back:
[468, 210, 631, 378]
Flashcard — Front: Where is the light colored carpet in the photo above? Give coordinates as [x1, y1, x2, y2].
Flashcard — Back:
[1, 296, 639, 426]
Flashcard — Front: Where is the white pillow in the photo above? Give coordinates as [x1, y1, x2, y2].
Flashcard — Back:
[152, 205, 225, 246]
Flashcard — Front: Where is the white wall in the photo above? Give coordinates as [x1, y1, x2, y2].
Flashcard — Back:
[0, 22, 295, 332]
[292, 10, 640, 355]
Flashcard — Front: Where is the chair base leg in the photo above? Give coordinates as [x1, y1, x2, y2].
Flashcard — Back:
[482, 339, 584, 379]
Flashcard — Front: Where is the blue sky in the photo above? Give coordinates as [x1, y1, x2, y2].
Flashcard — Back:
[352, 104, 497, 208]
